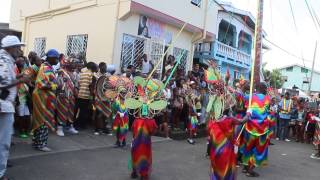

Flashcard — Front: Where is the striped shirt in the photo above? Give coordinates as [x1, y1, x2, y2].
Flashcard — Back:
[78, 68, 93, 100]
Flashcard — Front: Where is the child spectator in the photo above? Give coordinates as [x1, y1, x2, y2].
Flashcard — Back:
[292, 100, 306, 142]
[15, 57, 31, 138]
[305, 108, 316, 144]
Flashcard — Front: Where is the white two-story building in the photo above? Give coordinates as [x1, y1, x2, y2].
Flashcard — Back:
[10, 0, 221, 75]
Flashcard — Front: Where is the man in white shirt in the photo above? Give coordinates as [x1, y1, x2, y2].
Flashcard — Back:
[0, 36, 29, 180]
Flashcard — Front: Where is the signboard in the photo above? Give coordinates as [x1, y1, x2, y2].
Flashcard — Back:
[138, 15, 173, 44]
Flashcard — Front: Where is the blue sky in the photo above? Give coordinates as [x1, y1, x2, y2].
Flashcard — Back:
[1, 0, 319, 70]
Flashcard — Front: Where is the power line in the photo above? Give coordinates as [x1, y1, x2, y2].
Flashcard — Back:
[288, 0, 307, 70]
[310, 3, 320, 30]
[264, 38, 312, 62]
[213, 0, 313, 66]
[269, 0, 274, 35]
[304, 0, 320, 33]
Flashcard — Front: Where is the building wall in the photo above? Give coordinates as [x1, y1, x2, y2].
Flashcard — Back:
[217, 11, 253, 38]
[217, 11, 254, 54]
[10, 0, 217, 72]
[279, 66, 320, 92]
[10, 0, 122, 64]
[132, 0, 219, 36]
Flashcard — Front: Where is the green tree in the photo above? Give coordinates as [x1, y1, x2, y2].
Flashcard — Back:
[262, 63, 284, 89]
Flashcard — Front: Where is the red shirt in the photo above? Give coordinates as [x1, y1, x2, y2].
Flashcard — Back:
[306, 112, 316, 124]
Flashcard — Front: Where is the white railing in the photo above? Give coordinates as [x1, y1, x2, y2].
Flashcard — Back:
[215, 41, 251, 66]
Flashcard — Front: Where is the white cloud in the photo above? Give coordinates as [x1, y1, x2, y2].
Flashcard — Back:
[0, 0, 11, 23]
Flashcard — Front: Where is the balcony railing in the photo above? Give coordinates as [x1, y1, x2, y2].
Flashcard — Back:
[215, 41, 251, 66]
[195, 41, 251, 67]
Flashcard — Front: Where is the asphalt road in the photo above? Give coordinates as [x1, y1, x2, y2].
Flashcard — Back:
[7, 132, 320, 180]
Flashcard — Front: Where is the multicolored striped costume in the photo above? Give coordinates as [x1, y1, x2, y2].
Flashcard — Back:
[242, 93, 271, 168]
[56, 69, 77, 125]
[208, 118, 237, 180]
[234, 91, 249, 153]
[188, 106, 198, 135]
[32, 62, 57, 132]
[267, 108, 277, 140]
[94, 74, 112, 118]
[234, 91, 249, 118]
[112, 99, 129, 142]
[131, 118, 158, 178]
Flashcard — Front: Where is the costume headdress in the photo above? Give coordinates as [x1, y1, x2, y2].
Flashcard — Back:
[96, 75, 133, 101]
[124, 76, 167, 118]
[204, 60, 236, 120]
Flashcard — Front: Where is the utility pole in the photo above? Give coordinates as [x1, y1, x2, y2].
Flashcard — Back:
[253, 0, 264, 84]
[308, 41, 317, 95]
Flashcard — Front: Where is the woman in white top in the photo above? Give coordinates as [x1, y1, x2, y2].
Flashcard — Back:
[141, 54, 153, 75]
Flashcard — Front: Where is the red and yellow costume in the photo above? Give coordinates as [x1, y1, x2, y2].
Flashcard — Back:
[208, 117, 237, 180]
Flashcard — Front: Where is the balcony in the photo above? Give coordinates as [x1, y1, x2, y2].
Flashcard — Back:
[194, 41, 251, 68]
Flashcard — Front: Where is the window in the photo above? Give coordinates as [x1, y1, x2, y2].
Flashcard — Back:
[66, 34, 88, 60]
[120, 34, 146, 71]
[34, 37, 46, 57]
[191, 0, 201, 7]
[301, 67, 308, 73]
[173, 47, 189, 74]
[286, 67, 293, 72]
[303, 77, 310, 84]
[281, 76, 288, 82]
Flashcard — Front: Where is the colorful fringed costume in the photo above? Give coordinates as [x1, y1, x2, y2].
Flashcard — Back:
[242, 93, 271, 168]
[131, 118, 158, 178]
[56, 69, 76, 125]
[112, 99, 129, 143]
[208, 117, 237, 180]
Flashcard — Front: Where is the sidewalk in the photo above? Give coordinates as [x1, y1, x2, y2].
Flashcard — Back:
[10, 130, 169, 160]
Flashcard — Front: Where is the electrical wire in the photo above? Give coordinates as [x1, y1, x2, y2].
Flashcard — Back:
[217, 1, 313, 63]
[304, 0, 320, 33]
[264, 38, 312, 62]
[288, 0, 307, 73]
[310, 3, 320, 30]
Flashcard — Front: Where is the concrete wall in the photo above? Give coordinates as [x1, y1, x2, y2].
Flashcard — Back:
[279, 65, 320, 92]
[10, 0, 122, 65]
[132, 0, 219, 36]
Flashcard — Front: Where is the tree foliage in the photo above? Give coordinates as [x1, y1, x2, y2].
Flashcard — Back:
[262, 63, 284, 89]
